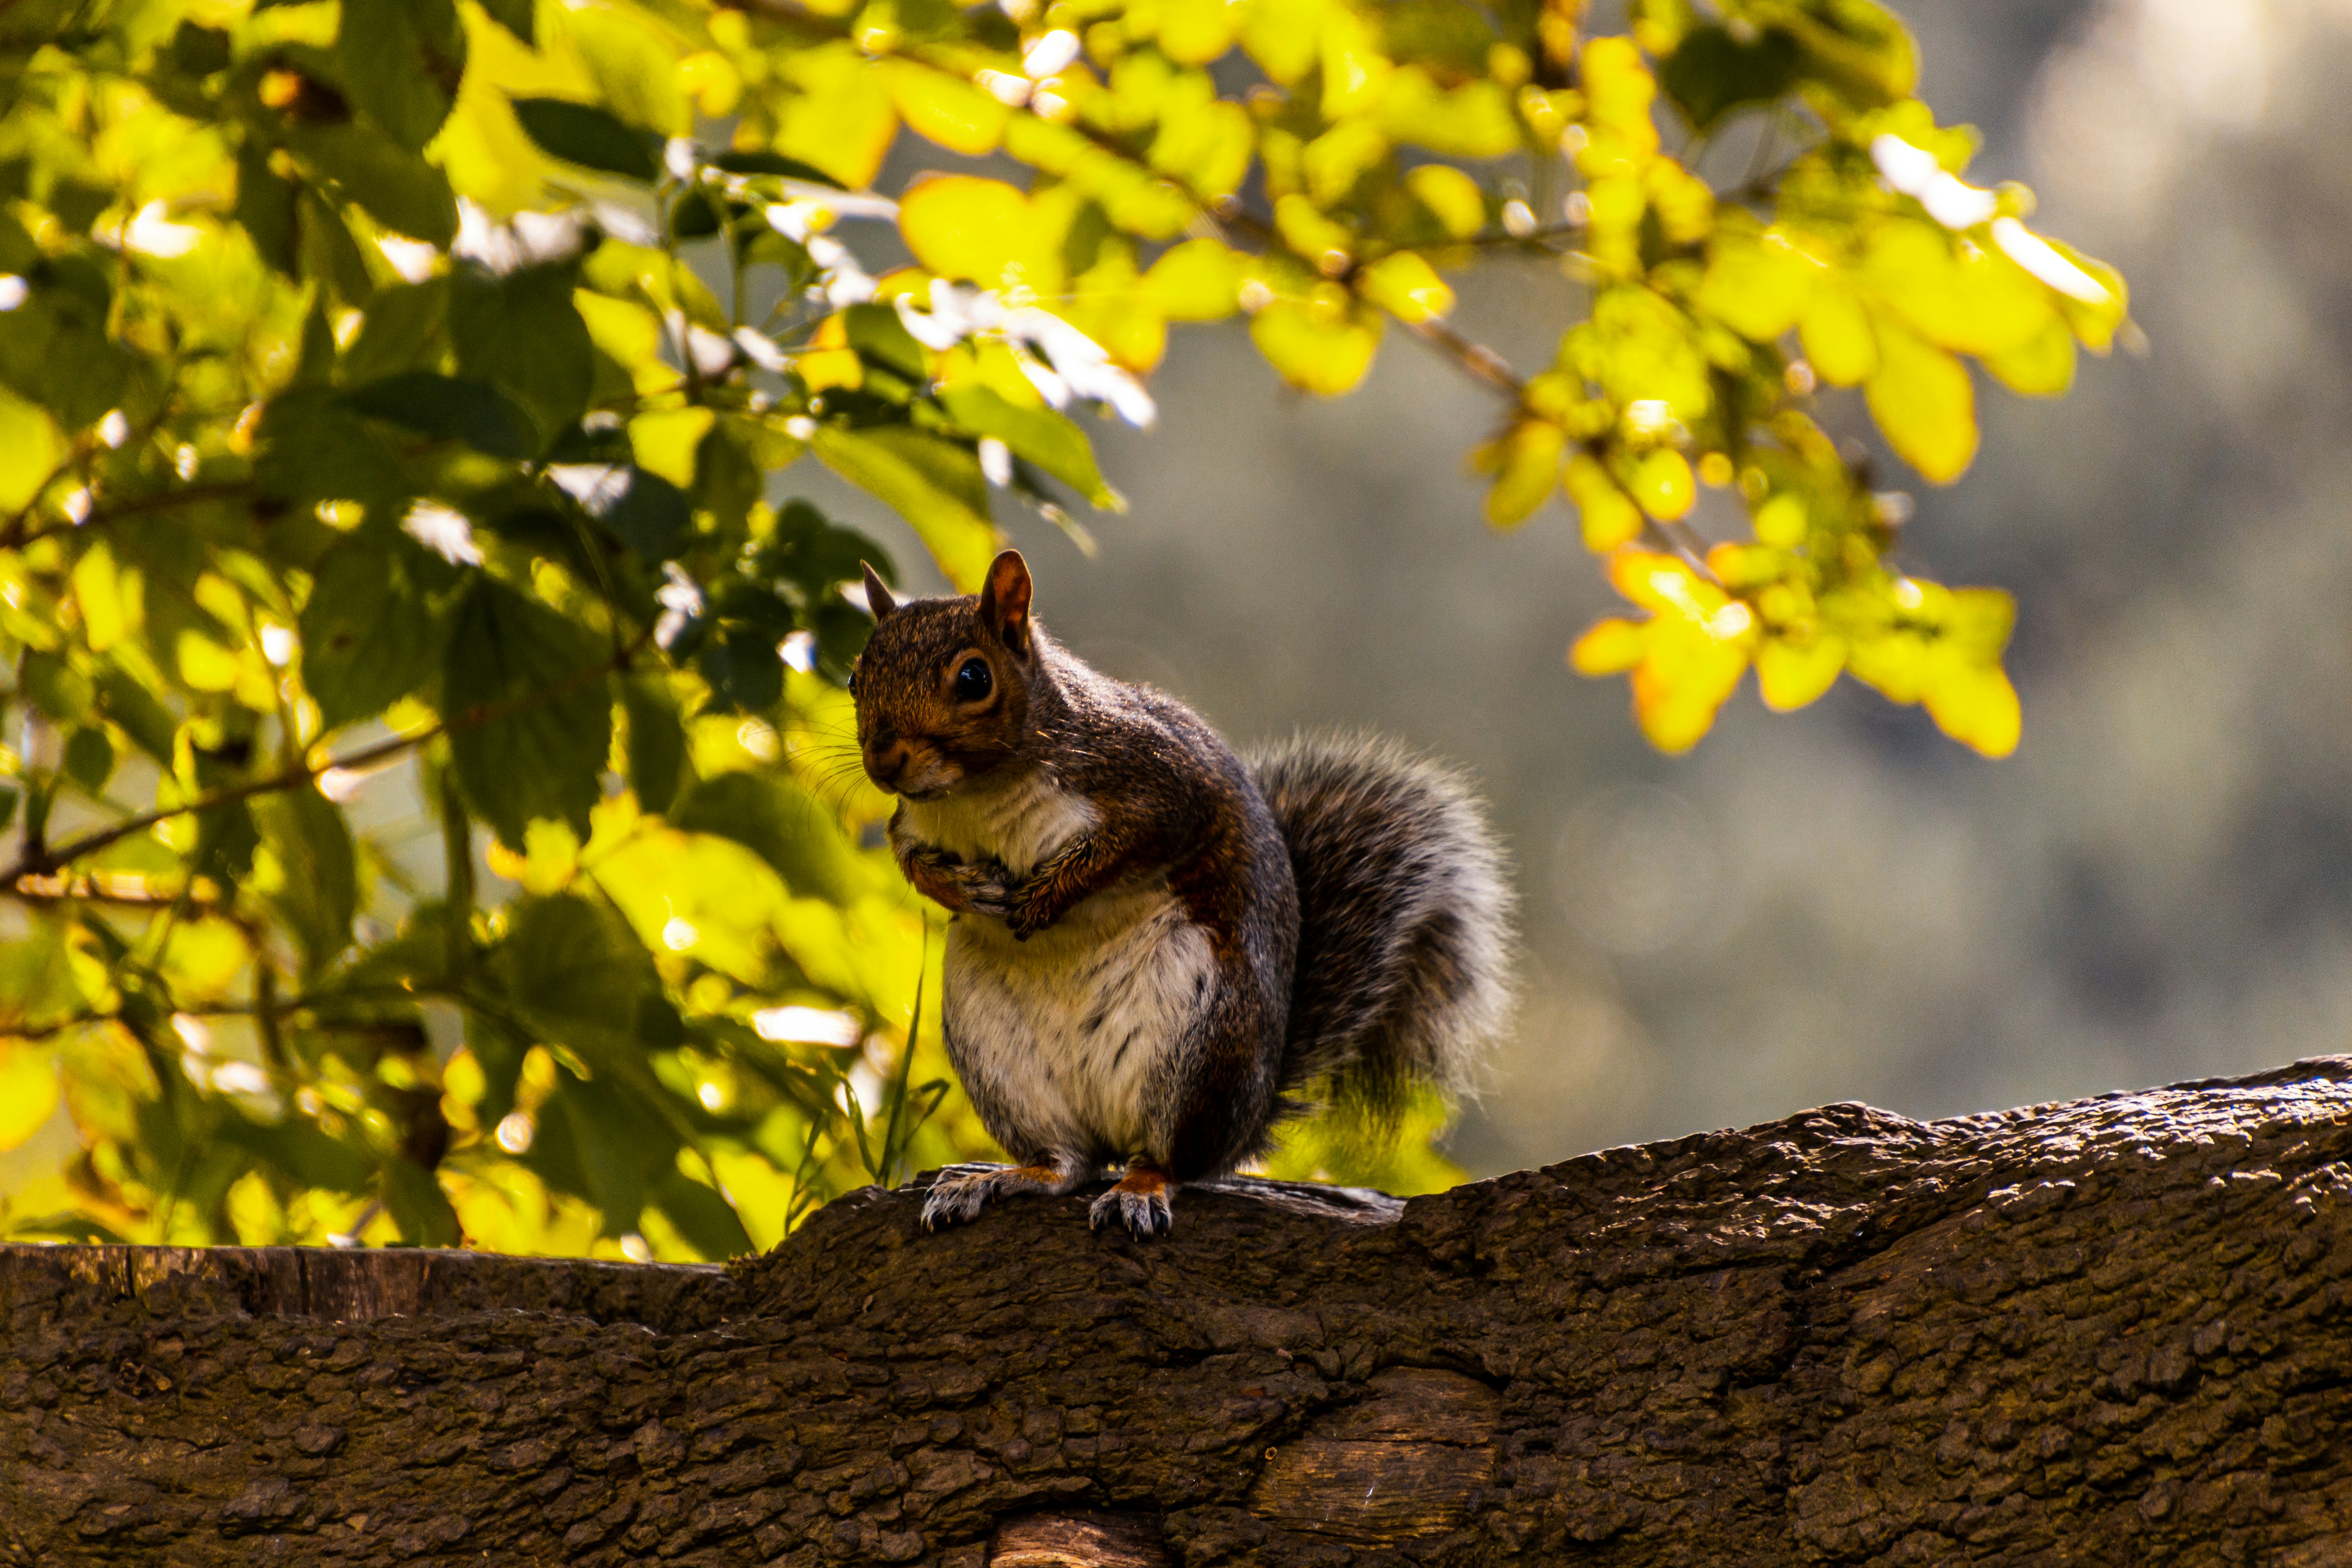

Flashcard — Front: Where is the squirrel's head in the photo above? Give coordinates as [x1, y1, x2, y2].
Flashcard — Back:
[850, 549, 1039, 800]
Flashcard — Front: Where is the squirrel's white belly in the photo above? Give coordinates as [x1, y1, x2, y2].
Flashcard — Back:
[942, 879, 1212, 1161]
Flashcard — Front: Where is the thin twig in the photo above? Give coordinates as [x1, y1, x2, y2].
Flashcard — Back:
[2, 480, 254, 552]
[1401, 317, 1525, 397]
[3, 633, 650, 887]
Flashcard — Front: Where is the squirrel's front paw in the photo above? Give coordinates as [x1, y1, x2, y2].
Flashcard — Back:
[1088, 1164, 1176, 1238]
[956, 860, 1016, 921]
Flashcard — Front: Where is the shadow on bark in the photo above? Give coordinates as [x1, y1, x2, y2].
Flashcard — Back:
[5, 1058, 2352, 1566]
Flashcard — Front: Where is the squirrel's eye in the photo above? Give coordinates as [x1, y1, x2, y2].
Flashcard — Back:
[954, 657, 992, 701]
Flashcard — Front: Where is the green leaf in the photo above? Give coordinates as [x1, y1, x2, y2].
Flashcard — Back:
[299, 188, 378, 309]
[651, 1168, 753, 1259]
[1658, 24, 1800, 133]
[291, 123, 459, 246]
[383, 1156, 461, 1246]
[499, 893, 661, 1056]
[340, 278, 449, 385]
[511, 97, 662, 182]
[91, 670, 178, 763]
[938, 384, 1119, 508]
[843, 302, 929, 384]
[19, 652, 91, 725]
[693, 626, 785, 715]
[755, 499, 887, 603]
[451, 265, 593, 447]
[1981, 315, 2076, 398]
[440, 578, 612, 846]
[1742, 0, 1917, 109]
[529, 1070, 670, 1231]
[336, 0, 464, 154]
[812, 424, 997, 591]
[218, 1115, 375, 1193]
[670, 769, 872, 905]
[559, 463, 691, 560]
[618, 674, 686, 813]
[61, 726, 114, 795]
[253, 784, 358, 972]
[344, 372, 536, 460]
[256, 387, 412, 510]
[478, 0, 533, 44]
[233, 143, 299, 277]
[299, 535, 444, 730]
[709, 149, 842, 187]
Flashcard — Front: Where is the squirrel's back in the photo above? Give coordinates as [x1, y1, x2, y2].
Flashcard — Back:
[1245, 733, 1514, 1116]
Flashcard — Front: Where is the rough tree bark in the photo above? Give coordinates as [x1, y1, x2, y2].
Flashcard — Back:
[5, 1059, 2352, 1567]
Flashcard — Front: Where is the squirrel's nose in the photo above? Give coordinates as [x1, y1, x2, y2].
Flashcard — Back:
[864, 738, 910, 789]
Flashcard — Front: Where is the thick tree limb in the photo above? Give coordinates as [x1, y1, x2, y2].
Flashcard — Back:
[5, 1059, 2352, 1566]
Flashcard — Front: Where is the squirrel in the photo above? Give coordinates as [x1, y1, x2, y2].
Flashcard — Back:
[851, 549, 1513, 1237]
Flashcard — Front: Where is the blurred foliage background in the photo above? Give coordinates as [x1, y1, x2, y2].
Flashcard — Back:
[0, 0, 2172, 1258]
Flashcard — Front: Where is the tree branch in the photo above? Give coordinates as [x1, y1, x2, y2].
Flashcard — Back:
[2, 1059, 2349, 1563]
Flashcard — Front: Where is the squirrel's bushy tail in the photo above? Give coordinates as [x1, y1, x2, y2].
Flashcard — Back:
[1245, 733, 1514, 1120]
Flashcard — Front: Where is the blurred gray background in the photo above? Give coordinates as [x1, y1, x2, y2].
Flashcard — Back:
[836, 0, 2352, 1177]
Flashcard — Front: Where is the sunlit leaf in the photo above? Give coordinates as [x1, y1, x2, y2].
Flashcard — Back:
[939, 384, 1118, 508]
[1866, 323, 1977, 483]
[1142, 238, 1243, 321]
[1357, 251, 1455, 324]
[1798, 280, 1878, 386]
[1250, 301, 1382, 396]
[1484, 421, 1564, 528]
[897, 176, 1060, 298]
[0, 1044, 59, 1152]
[813, 424, 998, 591]
[1756, 635, 1846, 711]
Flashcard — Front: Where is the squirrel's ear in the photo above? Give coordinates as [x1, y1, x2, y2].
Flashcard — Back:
[860, 562, 898, 621]
[978, 549, 1033, 657]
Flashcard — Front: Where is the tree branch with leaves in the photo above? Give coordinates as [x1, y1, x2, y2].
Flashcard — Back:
[0, 0, 2122, 1257]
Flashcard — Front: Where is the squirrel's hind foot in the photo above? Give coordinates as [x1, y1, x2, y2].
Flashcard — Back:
[1088, 1163, 1176, 1238]
[918, 1161, 1086, 1231]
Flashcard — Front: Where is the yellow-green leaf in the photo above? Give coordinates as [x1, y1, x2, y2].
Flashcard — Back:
[1250, 301, 1382, 395]
[898, 176, 1061, 298]
[1630, 448, 1695, 520]
[1357, 251, 1454, 324]
[1142, 238, 1242, 320]
[1156, 0, 1239, 62]
[631, 407, 715, 489]
[1756, 635, 1846, 711]
[1696, 231, 1818, 342]
[1150, 100, 1254, 200]
[1924, 660, 2021, 757]
[812, 424, 998, 590]
[884, 61, 1009, 156]
[1379, 69, 1519, 157]
[0, 1041, 57, 1152]
[0, 386, 63, 513]
[1405, 164, 1486, 240]
[1569, 616, 1645, 675]
[1866, 324, 1977, 483]
[1565, 454, 1644, 551]
[1799, 281, 1877, 386]
[1484, 421, 1564, 527]
[1982, 315, 2076, 397]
